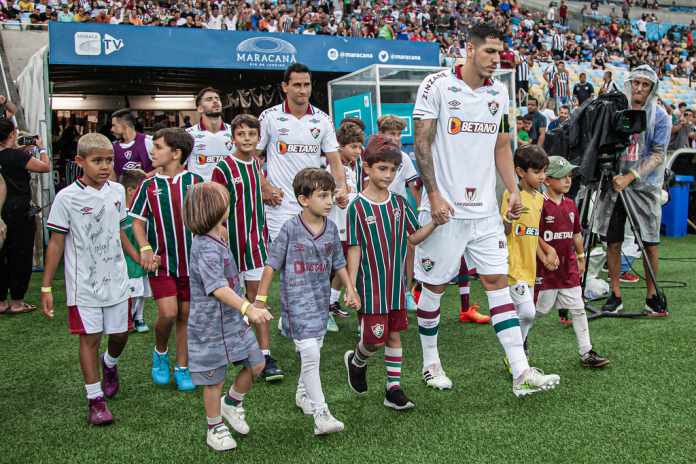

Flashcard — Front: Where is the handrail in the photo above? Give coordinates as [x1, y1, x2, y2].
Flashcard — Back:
[0, 21, 48, 31]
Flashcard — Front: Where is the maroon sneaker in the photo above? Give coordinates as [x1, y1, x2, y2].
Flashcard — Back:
[101, 355, 120, 398]
[87, 397, 114, 426]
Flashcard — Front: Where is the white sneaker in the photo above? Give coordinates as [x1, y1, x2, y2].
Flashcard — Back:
[206, 423, 237, 451]
[313, 408, 345, 435]
[512, 367, 561, 398]
[326, 313, 339, 333]
[295, 388, 314, 415]
[277, 316, 285, 335]
[422, 363, 453, 390]
[220, 397, 249, 435]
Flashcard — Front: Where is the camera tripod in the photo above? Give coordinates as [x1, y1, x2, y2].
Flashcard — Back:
[579, 161, 667, 320]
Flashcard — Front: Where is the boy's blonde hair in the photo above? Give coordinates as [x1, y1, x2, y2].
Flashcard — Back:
[183, 183, 230, 236]
[377, 115, 406, 133]
[77, 133, 113, 157]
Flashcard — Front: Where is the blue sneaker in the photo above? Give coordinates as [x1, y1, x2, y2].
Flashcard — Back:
[151, 350, 170, 385]
[174, 366, 196, 392]
[405, 292, 417, 311]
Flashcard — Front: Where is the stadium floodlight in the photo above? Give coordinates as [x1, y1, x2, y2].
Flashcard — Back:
[153, 95, 194, 103]
[51, 95, 86, 105]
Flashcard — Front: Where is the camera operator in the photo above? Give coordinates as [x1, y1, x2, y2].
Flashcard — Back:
[0, 119, 51, 314]
[597, 65, 671, 316]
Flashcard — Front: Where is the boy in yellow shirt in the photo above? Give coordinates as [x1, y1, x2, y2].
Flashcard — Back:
[500, 145, 549, 350]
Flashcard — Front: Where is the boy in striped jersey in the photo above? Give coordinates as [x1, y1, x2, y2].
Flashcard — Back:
[41, 134, 135, 425]
[344, 136, 437, 410]
[211, 114, 284, 383]
[130, 128, 204, 392]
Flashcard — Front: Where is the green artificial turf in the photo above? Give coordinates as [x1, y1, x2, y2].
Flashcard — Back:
[1, 236, 695, 464]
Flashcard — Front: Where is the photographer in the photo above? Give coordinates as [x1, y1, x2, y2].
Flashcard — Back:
[597, 65, 671, 316]
[0, 119, 51, 314]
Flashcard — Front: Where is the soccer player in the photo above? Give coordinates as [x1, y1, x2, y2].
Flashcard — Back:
[41, 133, 134, 425]
[183, 182, 272, 452]
[120, 169, 152, 333]
[344, 136, 437, 410]
[111, 108, 154, 178]
[257, 63, 347, 242]
[412, 22, 560, 396]
[255, 168, 359, 435]
[211, 114, 283, 382]
[186, 87, 234, 181]
[130, 128, 204, 392]
[536, 157, 610, 368]
[500, 145, 548, 355]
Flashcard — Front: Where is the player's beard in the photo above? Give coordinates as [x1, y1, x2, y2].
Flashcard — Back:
[205, 111, 223, 118]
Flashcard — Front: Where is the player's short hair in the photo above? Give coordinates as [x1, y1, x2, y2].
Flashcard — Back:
[522, 114, 534, 122]
[111, 108, 137, 128]
[337, 120, 365, 146]
[469, 22, 503, 45]
[527, 97, 538, 105]
[514, 144, 549, 171]
[283, 63, 311, 83]
[559, 105, 571, 112]
[377, 115, 406, 133]
[340, 117, 365, 131]
[119, 169, 147, 190]
[184, 182, 230, 236]
[153, 127, 194, 164]
[195, 87, 222, 107]
[362, 134, 402, 167]
[230, 114, 260, 134]
[77, 133, 113, 158]
[293, 167, 336, 199]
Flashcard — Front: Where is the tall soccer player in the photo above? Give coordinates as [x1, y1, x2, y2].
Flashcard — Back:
[111, 109, 155, 178]
[412, 23, 560, 397]
[186, 87, 234, 181]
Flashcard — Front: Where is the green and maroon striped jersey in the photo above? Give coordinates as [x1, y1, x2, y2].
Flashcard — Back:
[211, 156, 269, 272]
[347, 193, 419, 315]
[129, 171, 203, 277]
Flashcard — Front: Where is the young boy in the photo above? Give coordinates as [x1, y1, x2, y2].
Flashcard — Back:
[377, 115, 421, 311]
[327, 118, 364, 328]
[120, 169, 151, 333]
[516, 115, 530, 145]
[130, 128, 204, 391]
[256, 168, 359, 435]
[211, 114, 283, 382]
[344, 135, 436, 410]
[500, 145, 549, 350]
[41, 133, 134, 425]
[536, 156, 609, 368]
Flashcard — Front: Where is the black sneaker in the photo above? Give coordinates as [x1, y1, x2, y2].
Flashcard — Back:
[262, 355, 284, 382]
[581, 350, 610, 368]
[601, 293, 623, 313]
[644, 294, 669, 317]
[344, 351, 368, 395]
[383, 387, 415, 411]
[329, 302, 349, 318]
[558, 308, 572, 325]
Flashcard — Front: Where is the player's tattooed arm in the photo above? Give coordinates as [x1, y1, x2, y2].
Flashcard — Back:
[414, 118, 438, 194]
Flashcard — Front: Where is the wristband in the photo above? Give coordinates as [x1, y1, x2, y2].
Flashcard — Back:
[240, 301, 251, 315]
[576, 253, 586, 259]
[629, 168, 641, 180]
[39, 149, 48, 155]
[41, 286, 52, 293]
[255, 295, 268, 303]
[502, 215, 513, 224]
[140, 245, 152, 252]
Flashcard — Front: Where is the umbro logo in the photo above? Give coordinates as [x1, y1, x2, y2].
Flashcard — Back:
[79, 207, 93, 215]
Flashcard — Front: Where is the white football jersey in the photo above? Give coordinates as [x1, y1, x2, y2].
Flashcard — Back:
[46, 180, 130, 307]
[327, 163, 357, 241]
[258, 101, 339, 217]
[413, 68, 509, 219]
[186, 121, 234, 181]
[389, 151, 419, 199]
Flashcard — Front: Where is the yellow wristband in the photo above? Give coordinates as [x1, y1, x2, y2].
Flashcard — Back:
[576, 253, 585, 259]
[41, 286, 52, 293]
[502, 215, 513, 224]
[140, 245, 152, 252]
[255, 295, 268, 303]
[240, 301, 250, 316]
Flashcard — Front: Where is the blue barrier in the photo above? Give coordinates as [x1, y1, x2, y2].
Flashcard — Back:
[49, 22, 439, 72]
[661, 175, 694, 237]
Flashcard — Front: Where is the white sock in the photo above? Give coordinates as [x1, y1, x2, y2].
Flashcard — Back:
[511, 283, 536, 341]
[85, 382, 103, 400]
[103, 351, 119, 368]
[294, 338, 326, 413]
[488, 288, 529, 379]
[155, 347, 167, 355]
[459, 286, 470, 296]
[132, 297, 145, 321]
[330, 288, 340, 305]
[207, 416, 223, 427]
[262, 349, 271, 357]
[570, 307, 592, 356]
[417, 287, 442, 369]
